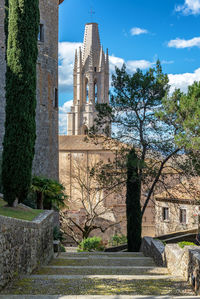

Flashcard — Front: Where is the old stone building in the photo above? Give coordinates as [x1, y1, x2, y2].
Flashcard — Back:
[154, 178, 200, 236]
[0, 0, 64, 179]
[67, 23, 110, 135]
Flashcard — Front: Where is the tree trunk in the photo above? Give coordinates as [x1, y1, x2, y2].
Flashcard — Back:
[37, 191, 43, 209]
[126, 148, 142, 252]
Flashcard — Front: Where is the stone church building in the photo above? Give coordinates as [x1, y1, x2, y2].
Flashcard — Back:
[0, 0, 64, 180]
[59, 23, 155, 243]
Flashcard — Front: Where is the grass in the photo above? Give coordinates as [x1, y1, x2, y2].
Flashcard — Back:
[178, 241, 197, 248]
[0, 198, 43, 221]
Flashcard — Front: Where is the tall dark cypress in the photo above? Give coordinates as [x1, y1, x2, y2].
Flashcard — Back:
[4, 0, 9, 55]
[2, 0, 40, 206]
[126, 148, 142, 252]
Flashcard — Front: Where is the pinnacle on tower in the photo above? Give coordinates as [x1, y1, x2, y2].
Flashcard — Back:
[106, 48, 109, 72]
[74, 49, 77, 72]
[77, 47, 82, 70]
[99, 46, 105, 71]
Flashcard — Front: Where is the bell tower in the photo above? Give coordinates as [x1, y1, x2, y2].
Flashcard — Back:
[67, 23, 109, 135]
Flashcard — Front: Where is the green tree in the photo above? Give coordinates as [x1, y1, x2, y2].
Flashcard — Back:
[31, 176, 68, 210]
[2, 0, 39, 206]
[126, 148, 141, 252]
[90, 61, 181, 250]
[161, 81, 200, 151]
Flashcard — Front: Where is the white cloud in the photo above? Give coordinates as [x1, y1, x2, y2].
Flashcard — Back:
[59, 42, 82, 93]
[59, 100, 73, 135]
[168, 36, 200, 48]
[130, 27, 148, 36]
[175, 0, 200, 15]
[168, 68, 200, 93]
[109, 55, 154, 73]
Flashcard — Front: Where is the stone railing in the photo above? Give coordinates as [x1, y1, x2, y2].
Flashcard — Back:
[141, 237, 200, 294]
[0, 210, 54, 290]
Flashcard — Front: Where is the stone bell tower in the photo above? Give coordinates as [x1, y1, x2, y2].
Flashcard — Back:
[67, 23, 109, 135]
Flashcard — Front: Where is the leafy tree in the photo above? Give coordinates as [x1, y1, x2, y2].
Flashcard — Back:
[126, 148, 141, 252]
[2, 0, 39, 206]
[161, 81, 200, 151]
[90, 61, 183, 250]
[31, 176, 68, 210]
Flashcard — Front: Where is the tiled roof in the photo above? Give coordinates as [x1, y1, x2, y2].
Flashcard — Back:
[155, 177, 200, 202]
[59, 135, 122, 151]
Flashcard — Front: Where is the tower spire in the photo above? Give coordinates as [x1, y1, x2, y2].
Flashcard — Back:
[67, 23, 110, 136]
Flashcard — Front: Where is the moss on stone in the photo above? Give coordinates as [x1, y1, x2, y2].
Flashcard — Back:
[1, 277, 194, 296]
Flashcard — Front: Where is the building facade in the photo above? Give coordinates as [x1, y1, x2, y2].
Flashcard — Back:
[67, 23, 110, 135]
[0, 0, 63, 180]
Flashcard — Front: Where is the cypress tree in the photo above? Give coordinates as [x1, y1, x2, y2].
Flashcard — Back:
[126, 148, 142, 252]
[2, 0, 40, 206]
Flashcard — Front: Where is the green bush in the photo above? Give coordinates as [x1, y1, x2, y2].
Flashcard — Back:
[110, 234, 127, 246]
[53, 226, 64, 242]
[178, 241, 197, 248]
[78, 237, 105, 252]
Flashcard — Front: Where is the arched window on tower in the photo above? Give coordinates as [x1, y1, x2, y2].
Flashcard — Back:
[82, 125, 88, 135]
[85, 78, 89, 103]
[94, 81, 98, 103]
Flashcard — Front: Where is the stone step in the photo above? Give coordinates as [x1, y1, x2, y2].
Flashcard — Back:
[35, 265, 169, 276]
[60, 252, 144, 258]
[28, 274, 176, 280]
[0, 277, 194, 296]
[50, 257, 155, 267]
[0, 296, 199, 299]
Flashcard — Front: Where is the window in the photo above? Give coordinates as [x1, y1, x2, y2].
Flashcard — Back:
[162, 207, 169, 221]
[94, 67, 97, 72]
[180, 209, 186, 224]
[54, 88, 58, 108]
[38, 24, 44, 42]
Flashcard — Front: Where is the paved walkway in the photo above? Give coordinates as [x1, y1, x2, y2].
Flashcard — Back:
[0, 251, 197, 298]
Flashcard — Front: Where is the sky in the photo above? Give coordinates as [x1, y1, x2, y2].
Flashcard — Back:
[58, 0, 200, 134]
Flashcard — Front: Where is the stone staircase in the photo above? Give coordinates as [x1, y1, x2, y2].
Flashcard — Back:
[0, 251, 195, 298]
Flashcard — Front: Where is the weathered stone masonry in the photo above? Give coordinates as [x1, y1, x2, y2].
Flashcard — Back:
[0, 211, 54, 290]
[0, 0, 63, 180]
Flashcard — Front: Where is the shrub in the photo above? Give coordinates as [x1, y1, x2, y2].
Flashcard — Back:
[110, 234, 127, 246]
[178, 241, 197, 248]
[78, 236, 105, 252]
[53, 226, 64, 242]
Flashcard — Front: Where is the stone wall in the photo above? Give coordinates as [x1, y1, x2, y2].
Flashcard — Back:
[155, 199, 198, 236]
[0, 210, 54, 290]
[0, 0, 59, 180]
[141, 236, 200, 294]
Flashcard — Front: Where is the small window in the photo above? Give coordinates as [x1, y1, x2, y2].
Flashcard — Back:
[180, 209, 186, 224]
[54, 88, 58, 108]
[94, 67, 97, 72]
[38, 24, 44, 42]
[162, 207, 169, 221]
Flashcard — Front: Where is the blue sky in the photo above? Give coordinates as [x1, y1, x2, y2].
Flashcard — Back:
[58, 0, 200, 134]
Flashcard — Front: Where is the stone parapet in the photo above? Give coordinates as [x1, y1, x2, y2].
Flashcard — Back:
[0, 210, 54, 290]
[141, 236, 200, 294]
